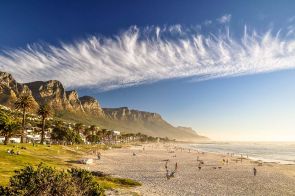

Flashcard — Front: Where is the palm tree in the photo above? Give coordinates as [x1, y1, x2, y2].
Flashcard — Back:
[0, 111, 21, 145]
[14, 93, 35, 143]
[89, 125, 97, 136]
[101, 128, 108, 143]
[74, 123, 84, 135]
[106, 130, 113, 144]
[37, 104, 52, 144]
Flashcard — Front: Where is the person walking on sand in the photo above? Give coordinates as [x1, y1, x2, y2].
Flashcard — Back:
[253, 167, 257, 176]
[97, 152, 101, 160]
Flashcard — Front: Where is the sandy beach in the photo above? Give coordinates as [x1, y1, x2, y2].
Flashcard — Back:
[90, 143, 295, 195]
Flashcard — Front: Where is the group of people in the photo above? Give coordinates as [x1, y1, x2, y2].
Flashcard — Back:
[165, 160, 178, 180]
[7, 149, 20, 155]
[162, 145, 259, 180]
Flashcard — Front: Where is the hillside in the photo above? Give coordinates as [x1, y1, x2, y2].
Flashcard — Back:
[0, 71, 208, 141]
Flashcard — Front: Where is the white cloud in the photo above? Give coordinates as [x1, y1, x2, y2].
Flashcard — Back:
[1, 25, 295, 91]
[204, 20, 212, 26]
[217, 14, 232, 23]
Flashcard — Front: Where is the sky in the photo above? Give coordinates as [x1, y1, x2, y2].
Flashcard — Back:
[0, 0, 295, 141]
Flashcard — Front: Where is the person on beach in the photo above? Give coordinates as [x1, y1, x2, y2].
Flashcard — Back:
[97, 152, 101, 160]
[165, 161, 177, 179]
[253, 167, 257, 176]
[198, 163, 202, 170]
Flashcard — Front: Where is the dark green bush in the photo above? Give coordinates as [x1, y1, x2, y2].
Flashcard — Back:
[0, 164, 104, 196]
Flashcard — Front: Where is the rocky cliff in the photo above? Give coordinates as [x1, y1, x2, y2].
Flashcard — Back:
[103, 107, 162, 121]
[66, 90, 84, 112]
[0, 72, 36, 108]
[0, 71, 103, 116]
[80, 96, 104, 117]
[102, 107, 208, 141]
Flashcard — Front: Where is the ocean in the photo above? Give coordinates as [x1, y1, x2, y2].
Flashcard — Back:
[189, 142, 295, 164]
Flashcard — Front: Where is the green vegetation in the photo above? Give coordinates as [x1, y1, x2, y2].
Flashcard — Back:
[0, 143, 85, 185]
[37, 104, 52, 144]
[51, 122, 84, 144]
[0, 110, 21, 145]
[0, 164, 104, 195]
[0, 105, 168, 194]
[14, 92, 36, 143]
[0, 144, 141, 194]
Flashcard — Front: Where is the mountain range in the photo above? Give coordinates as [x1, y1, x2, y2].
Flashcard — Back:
[0, 71, 208, 141]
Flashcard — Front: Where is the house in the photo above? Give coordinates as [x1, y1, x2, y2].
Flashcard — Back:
[0, 137, 21, 144]
[113, 130, 120, 135]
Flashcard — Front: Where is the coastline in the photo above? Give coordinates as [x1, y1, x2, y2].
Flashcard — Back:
[185, 142, 295, 165]
[89, 142, 295, 195]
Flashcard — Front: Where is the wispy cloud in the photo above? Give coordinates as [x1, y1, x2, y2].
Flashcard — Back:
[1, 24, 295, 91]
[217, 14, 232, 23]
[204, 20, 212, 26]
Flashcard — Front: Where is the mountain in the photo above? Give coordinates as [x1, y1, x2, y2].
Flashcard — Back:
[102, 107, 208, 141]
[0, 72, 37, 108]
[0, 71, 208, 141]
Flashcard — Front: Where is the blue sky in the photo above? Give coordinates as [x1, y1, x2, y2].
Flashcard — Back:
[1, 1, 295, 140]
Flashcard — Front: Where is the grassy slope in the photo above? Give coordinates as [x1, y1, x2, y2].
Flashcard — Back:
[0, 143, 140, 191]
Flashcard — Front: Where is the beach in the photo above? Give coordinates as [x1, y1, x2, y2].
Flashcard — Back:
[91, 143, 295, 196]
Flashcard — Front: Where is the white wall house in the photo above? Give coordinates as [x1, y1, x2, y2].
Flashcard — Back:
[0, 137, 21, 144]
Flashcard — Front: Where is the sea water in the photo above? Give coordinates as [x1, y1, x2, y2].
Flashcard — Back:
[189, 142, 295, 164]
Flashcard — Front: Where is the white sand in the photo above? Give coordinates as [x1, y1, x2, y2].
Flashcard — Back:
[91, 143, 295, 196]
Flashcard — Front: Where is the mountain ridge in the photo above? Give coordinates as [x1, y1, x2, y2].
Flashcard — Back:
[0, 71, 208, 141]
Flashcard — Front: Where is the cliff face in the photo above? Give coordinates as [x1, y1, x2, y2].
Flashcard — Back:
[102, 107, 208, 141]
[66, 90, 84, 112]
[0, 72, 36, 107]
[103, 107, 162, 121]
[0, 71, 103, 115]
[79, 96, 104, 116]
[25, 80, 72, 110]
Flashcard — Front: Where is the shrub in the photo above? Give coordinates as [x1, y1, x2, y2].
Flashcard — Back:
[0, 163, 104, 196]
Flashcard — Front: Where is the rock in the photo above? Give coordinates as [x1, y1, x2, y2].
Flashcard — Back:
[0, 71, 37, 108]
[103, 107, 162, 121]
[66, 90, 84, 112]
[25, 80, 72, 110]
[79, 96, 104, 116]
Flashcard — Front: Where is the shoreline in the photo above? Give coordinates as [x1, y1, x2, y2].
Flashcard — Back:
[184, 142, 295, 165]
[89, 142, 295, 195]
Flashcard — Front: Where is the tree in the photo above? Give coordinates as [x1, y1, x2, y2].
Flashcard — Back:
[14, 93, 35, 143]
[85, 125, 99, 144]
[89, 125, 97, 136]
[74, 123, 84, 135]
[37, 104, 52, 144]
[51, 124, 83, 145]
[0, 111, 21, 145]
[106, 130, 113, 144]
[101, 128, 108, 143]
